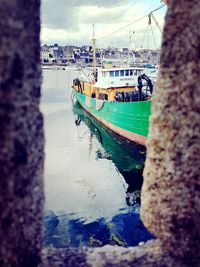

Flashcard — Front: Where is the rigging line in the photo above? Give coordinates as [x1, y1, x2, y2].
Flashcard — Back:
[148, 24, 150, 51]
[151, 13, 163, 33]
[141, 24, 149, 48]
[98, 4, 166, 40]
[98, 15, 147, 40]
[151, 3, 166, 13]
[150, 24, 157, 50]
[96, 0, 140, 40]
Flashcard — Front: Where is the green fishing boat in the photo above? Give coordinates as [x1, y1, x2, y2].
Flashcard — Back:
[74, 93, 151, 146]
[72, 25, 156, 146]
[72, 66, 154, 146]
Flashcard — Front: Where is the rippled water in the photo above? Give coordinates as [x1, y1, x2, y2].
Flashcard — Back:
[41, 68, 154, 248]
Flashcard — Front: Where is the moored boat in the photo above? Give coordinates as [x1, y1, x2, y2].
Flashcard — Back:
[72, 65, 154, 146]
[72, 23, 157, 146]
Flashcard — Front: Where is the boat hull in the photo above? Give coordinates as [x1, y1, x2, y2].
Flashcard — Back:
[74, 91, 151, 146]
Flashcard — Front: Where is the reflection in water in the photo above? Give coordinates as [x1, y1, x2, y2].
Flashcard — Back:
[73, 101, 146, 207]
[44, 210, 153, 248]
[43, 69, 154, 248]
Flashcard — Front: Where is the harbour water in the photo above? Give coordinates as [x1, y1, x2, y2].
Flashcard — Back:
[41, 68, 154, 248]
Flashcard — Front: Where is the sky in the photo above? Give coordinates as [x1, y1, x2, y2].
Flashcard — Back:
[41, 0, 167, 49]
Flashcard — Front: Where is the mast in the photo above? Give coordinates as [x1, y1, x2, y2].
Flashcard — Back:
[67, 42, 69, 66]
[128, 31, 131, 66]
[92, 24, 96, 79]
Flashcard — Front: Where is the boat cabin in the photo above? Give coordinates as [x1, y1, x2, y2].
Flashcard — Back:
[73, 66, 154, 102]
[94, 67, 144, 89]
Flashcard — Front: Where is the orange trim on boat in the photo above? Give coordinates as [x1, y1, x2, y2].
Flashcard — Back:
[81, 104, 146, 146]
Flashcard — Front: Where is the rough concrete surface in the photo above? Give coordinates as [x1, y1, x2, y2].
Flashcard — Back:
[42, 240, 200, 267]
[141, 0, 200, 262]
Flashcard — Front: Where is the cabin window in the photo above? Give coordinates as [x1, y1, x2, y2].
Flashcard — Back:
[110, 71, 114, 77]
[115, 70, 119, 77]
[120, 70, 124, 76]
[99, 93, 108, 100]
[130, 70, 134, 76]
[125, 70, 129, 76]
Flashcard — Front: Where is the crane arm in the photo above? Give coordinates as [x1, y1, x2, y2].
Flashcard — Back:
[151, 13, 163, 34]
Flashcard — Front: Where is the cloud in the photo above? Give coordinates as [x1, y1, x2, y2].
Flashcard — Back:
[79, 5, 128, 24]
[41, 0, 128, 31]
[41, 27, 90, 45]
[73, 0, 127, 7]
[41, 0, 167, 47]
[42, 1, 78, 31]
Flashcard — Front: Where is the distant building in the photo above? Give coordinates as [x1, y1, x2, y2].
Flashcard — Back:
[53, 47, 63, 60]
[41, 45, 51, 62]
[40, 44, 160, 66]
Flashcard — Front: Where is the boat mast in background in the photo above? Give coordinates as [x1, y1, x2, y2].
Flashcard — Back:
[128, 31, 135, 66]
[92, 24, 97, 81]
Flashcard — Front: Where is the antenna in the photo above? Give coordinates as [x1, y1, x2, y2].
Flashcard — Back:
[92, 24, 96, 79]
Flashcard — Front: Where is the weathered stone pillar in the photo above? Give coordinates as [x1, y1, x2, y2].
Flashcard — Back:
[0, 0, 44, 266]
[141, 0, 200, 262]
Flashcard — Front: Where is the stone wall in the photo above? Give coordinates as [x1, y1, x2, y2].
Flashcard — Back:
[0, 0, 44, 266]
[141, 0, 200, 261]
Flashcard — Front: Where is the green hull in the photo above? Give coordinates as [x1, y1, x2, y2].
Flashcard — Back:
[74, 91, 151, 145]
